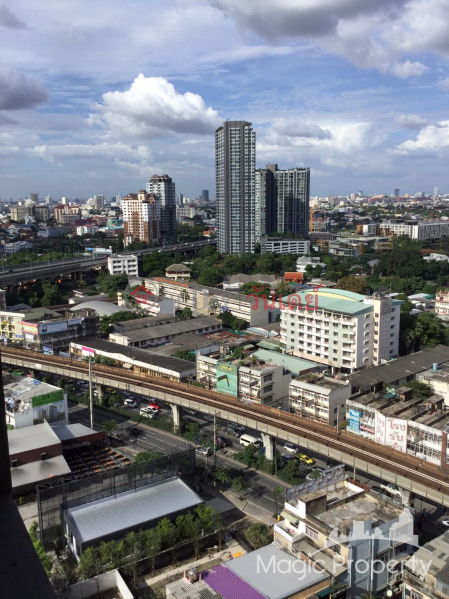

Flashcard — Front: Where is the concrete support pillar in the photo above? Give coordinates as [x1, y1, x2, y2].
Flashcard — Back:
[172, 404, 181, 433]
[441, 431, 449, 471]
[261, 432, 274, 461]
[95, 383, 105, 406]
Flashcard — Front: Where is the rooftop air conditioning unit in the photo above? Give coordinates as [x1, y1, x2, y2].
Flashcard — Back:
[41, 452, 48, 461]
[11, 459, 18, 468]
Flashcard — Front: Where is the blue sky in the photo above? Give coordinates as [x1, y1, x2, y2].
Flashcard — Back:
[0, 0, 448, 200]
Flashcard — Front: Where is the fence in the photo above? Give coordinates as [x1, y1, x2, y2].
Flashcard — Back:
[37, 447, 196, 547]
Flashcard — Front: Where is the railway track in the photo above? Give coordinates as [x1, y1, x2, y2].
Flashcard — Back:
[3, 347, 449, 495]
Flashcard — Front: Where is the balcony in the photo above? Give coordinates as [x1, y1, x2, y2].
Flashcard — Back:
[274, 521, 303, 544]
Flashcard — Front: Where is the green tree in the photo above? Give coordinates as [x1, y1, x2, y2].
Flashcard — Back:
[275, 280, 290, 298]
[178, 306, 193, 320]
[173, 350, 195, 361]
[231, 476, 247, 493]
[97, 272, 129, 297]
[214, 468, 231, 490]
[100, 310, 136, 334]
[78, 546, 97, 580]
[195, 504, 217, 533]
[156, 518, 176, 549]
[335, 276, 370, 295]
[102, 419, 117, 441]
[198, 267, 223, 287]
[245, 522, 271, 549]
[407, 380, 434, 399]
[133, 450, 165, 464]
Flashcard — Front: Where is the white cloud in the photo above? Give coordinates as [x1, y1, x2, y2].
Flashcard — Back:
[0, 5, 27, 29]
[28, 142, 153, 164]
[439, 77, 449, 90]
[271, 118, 332, 139]
[397, 114, 429, 130]
[90, 75, 221, 138]
[395, 121, 449, 154]
[390, 60, 429, 78]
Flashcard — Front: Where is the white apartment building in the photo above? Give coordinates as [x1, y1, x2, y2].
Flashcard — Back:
[5, 377, 68, 429]
[261, 237, 310, 255]
[296, 256, 326, 273]
[289, 374, 350, 427]
[107, 254, 138, 276]
[176, 205, 196, 220]
[4, 241, 33, 254]
[423, 252, 449, 262]
[216, 121, 256, 254]
[93, 194, 104, 210]
[197, 352, 291, 404]
[143, 277, 270, 326]
[77, 225, 99, 236]
[122, 190, 161, 247]
[380, 220, 449, 240]
[435, 290, 449, 317]
[280, 289, 401, 372]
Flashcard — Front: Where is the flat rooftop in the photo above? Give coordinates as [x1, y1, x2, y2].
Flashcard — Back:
[11, 455, 71, 490]
[252, 349, 321, 375]
[8, 422, 61, 455]
[316, 494, 403, 533]
[3, 375, 62, 405]
[65, 477, 203, 544]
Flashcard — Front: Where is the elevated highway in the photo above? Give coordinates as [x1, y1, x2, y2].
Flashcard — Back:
[3, 347, 449, 507]
[0, 239, 214, 286]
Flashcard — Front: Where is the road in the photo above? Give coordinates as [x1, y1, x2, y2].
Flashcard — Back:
[0, 239, 214, 285]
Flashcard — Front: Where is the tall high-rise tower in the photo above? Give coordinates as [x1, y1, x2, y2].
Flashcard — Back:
[276, 168, 310, 237]
[216, 121, 256, 254]
[146, 174, 176, 244]
[122, 190, 161, 247]
[255, 164, 278, 239]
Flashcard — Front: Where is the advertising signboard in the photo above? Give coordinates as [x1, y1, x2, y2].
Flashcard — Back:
[43, 346, 54, 355]
[32, 389, 64, 408]
[22, 321, 38, 335]
[39, 321, 68, 335]
[216, 362, 238, 397]
[348, 409, 361, 433]
[385, 417, 408, 452]
[81, 346, 95, 357]
[375, 411, 386, 445]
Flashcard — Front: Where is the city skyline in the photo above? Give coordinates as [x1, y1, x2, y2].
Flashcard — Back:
[0, 1, 449, 199]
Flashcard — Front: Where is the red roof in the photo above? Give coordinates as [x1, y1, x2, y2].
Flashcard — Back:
[129, 285, 155, 304]
[284, 272, 304, 281]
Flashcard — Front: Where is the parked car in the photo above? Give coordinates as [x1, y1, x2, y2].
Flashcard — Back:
[284, 442, 299, 455]
[140, 408, 155, 419]
[380, 483, 402, 497]
[146, 404, 161, 412]
[203, 414, 214, 422]
[124, 398, 137, 407]
[306, 468, 324, 481]
[129, 427, 141, 437]
[296, 453, 315, 466]
[227, 422, 245, 434]
[442, 520, 449, 527]
[280, 453, 294, 463]
[148, 399, 161, 408]
[196, 447, 212, 457]
[371, 486, 384, 496]
[184, 408, 197, 417]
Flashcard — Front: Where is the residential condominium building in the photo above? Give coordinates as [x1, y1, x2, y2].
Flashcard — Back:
[255, 163, 278, 238]
[146, 174, 176, 244]
[216, 120, 256, 254]
[122, 190, 161, 248]
[289, 373, 350, 427]
[107, 254, 138, 276]
[260, 237, 310, 255]
[143, 276, 270, 326]
[380, 220, 449, 240]
[280, 289, 401, 372]
[277, 167, 310, 237]
[435, 289, 449, 318]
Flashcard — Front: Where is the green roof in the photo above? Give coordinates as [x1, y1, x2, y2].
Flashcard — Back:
[252, 349, 321, 376]
[280, 288, 378, 316]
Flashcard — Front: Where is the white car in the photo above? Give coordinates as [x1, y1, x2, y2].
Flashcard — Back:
[283, 442, 299, 455]
[196, 447, 212, 457]
[380, 483, 402, 497]
[306, 468, 324, 481]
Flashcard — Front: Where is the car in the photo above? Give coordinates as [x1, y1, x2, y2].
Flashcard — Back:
[216, 437, 232, 447]
[148, 400, 161, 408]
[196, 447, 212, 457]
[283, 442, 299, 455]
[140, 409, 155, 419]
[124, 398, 136, 406]
[227, 422, 245, 434]
[380, 483, 402, 497]
[129, 427, 141, 437]
[147, 403, 161, 411]
[184, 408, 197, 417]
[442, 520, 449, 527]
[306, 468, 324, 481]
[124, 401, 138, 408]
[280, 453, 294, 463]
[295, 453, 315, 465]
[113, 402, 121, 408]
[203, 414, 214, 422]
[371, 486, 384, 496]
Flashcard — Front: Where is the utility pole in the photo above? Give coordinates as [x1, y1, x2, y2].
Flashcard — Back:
[89, 357, 94, 430]
[274, 437, 277, 477]
[213, 412, 219, 469]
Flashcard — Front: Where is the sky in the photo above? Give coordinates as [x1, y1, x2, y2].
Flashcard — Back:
[0, 0, 448, 200]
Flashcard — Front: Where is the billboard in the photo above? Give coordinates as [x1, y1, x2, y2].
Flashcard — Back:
[81, 346, 95, 357]
[22, 321, 38, 335]
[216, 362, 238, 397]
[385, 417, 408, 453]
[39, 321, 68, 334]
[43, 346, 54, 355]
[348, 409, 360, 433]
[375, 411, 386, 445]
[32, 389, 64, 408]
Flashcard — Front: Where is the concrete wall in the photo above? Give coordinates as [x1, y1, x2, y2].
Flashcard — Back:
[68, 569, 133, 599]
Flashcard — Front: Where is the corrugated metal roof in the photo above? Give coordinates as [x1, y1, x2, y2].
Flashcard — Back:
[65, 477, 203, 544]
[11, 455, 71, 489]
[252, 349, 321, 376]
[203, 564, 264, 599]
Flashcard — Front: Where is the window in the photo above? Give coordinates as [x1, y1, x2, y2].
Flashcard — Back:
[305, 526, 318, 540]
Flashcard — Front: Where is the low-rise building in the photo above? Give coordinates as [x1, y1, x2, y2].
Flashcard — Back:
[380, 220, 449, 240]
[402, 530, 449, 599]
[76, 225, 99, 236]
[165, 263, 191, 281]
[435, 289, 449, 318]
[143, 277, 270, 325]
[70, 339, 196, 381]
[0, 306, 61, 344]
[108, 316, 221, 349]
[289, 373, 350, 427]
[107, 253, 138, 276]
[222, 272, 279, 291]
[274, 467, 414, 599]
[126, 286, 175, 315]
[347, 386, 448, 466]
[197, 351, 292, 404]
[296, 256, 326, 273]
[260, 237, 310, 255]
[22, 308, 100, 353]
[423, 252, 449, 263]
[5, 375, 68, 429]
[418, 363, 449, 407]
